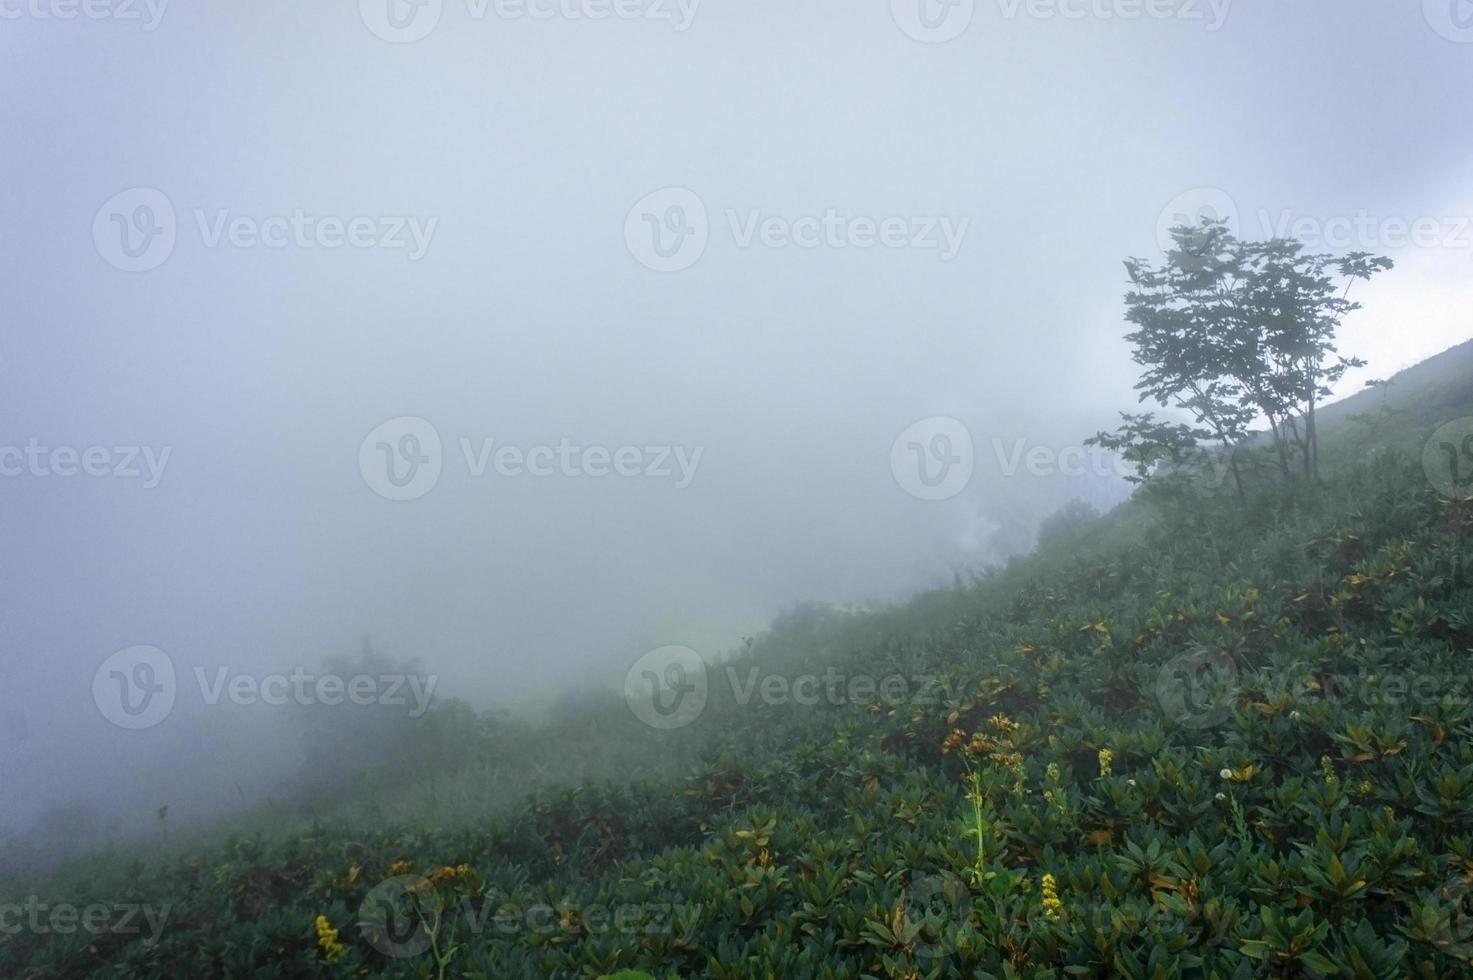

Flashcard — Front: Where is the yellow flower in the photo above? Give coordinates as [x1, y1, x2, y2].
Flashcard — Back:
[1097, 749, 1114, 778]
[1040, 873, 1063, 922]
[315, 914, 347, 963]
[387, 860, 415, 876]
[427, 864, 475, 887]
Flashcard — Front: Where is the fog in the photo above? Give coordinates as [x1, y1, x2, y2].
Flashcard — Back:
[3, 1, 1471, 852]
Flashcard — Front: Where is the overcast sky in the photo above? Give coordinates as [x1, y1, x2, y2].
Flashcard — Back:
[2, 0, 1471, 833]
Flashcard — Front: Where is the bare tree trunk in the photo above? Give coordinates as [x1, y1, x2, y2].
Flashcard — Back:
[1307, 385, 1319, 482]
[1227, 446, 1246, 508]
[1268, 414, 1292, 480]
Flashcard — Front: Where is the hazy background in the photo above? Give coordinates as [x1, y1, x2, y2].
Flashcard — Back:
[2, 1, 1471, 837]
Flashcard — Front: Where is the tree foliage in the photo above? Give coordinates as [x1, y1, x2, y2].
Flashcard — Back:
[1090, 217, 1392, 502]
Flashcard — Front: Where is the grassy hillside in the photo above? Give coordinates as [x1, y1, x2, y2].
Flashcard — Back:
[1315, 340, 1473, 468]
[3, 344, 1472, 979]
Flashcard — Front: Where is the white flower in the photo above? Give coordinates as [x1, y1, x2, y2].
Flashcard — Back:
[1219, 768, 1233, 780]
[1289, 710, 1301, 721]
[1127, 779, 1137, 787]
[1215, 792, 1226, 801]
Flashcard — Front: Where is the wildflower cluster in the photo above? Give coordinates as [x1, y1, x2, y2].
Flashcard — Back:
[427, 864, 475, 887]
[942, 720, 1021, 883]
[943, 715, 1026, 794]
[314, 914, 347, 963]
[1040, 873, 1063, 923]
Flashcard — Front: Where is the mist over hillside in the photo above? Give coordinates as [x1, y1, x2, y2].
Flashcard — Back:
[5, 4, 1473, 978]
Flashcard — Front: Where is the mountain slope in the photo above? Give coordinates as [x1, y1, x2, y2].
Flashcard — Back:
[3, 342, 1473, 979]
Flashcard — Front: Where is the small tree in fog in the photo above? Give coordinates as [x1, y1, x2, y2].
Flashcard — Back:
[1092, 217, 1391, 496]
